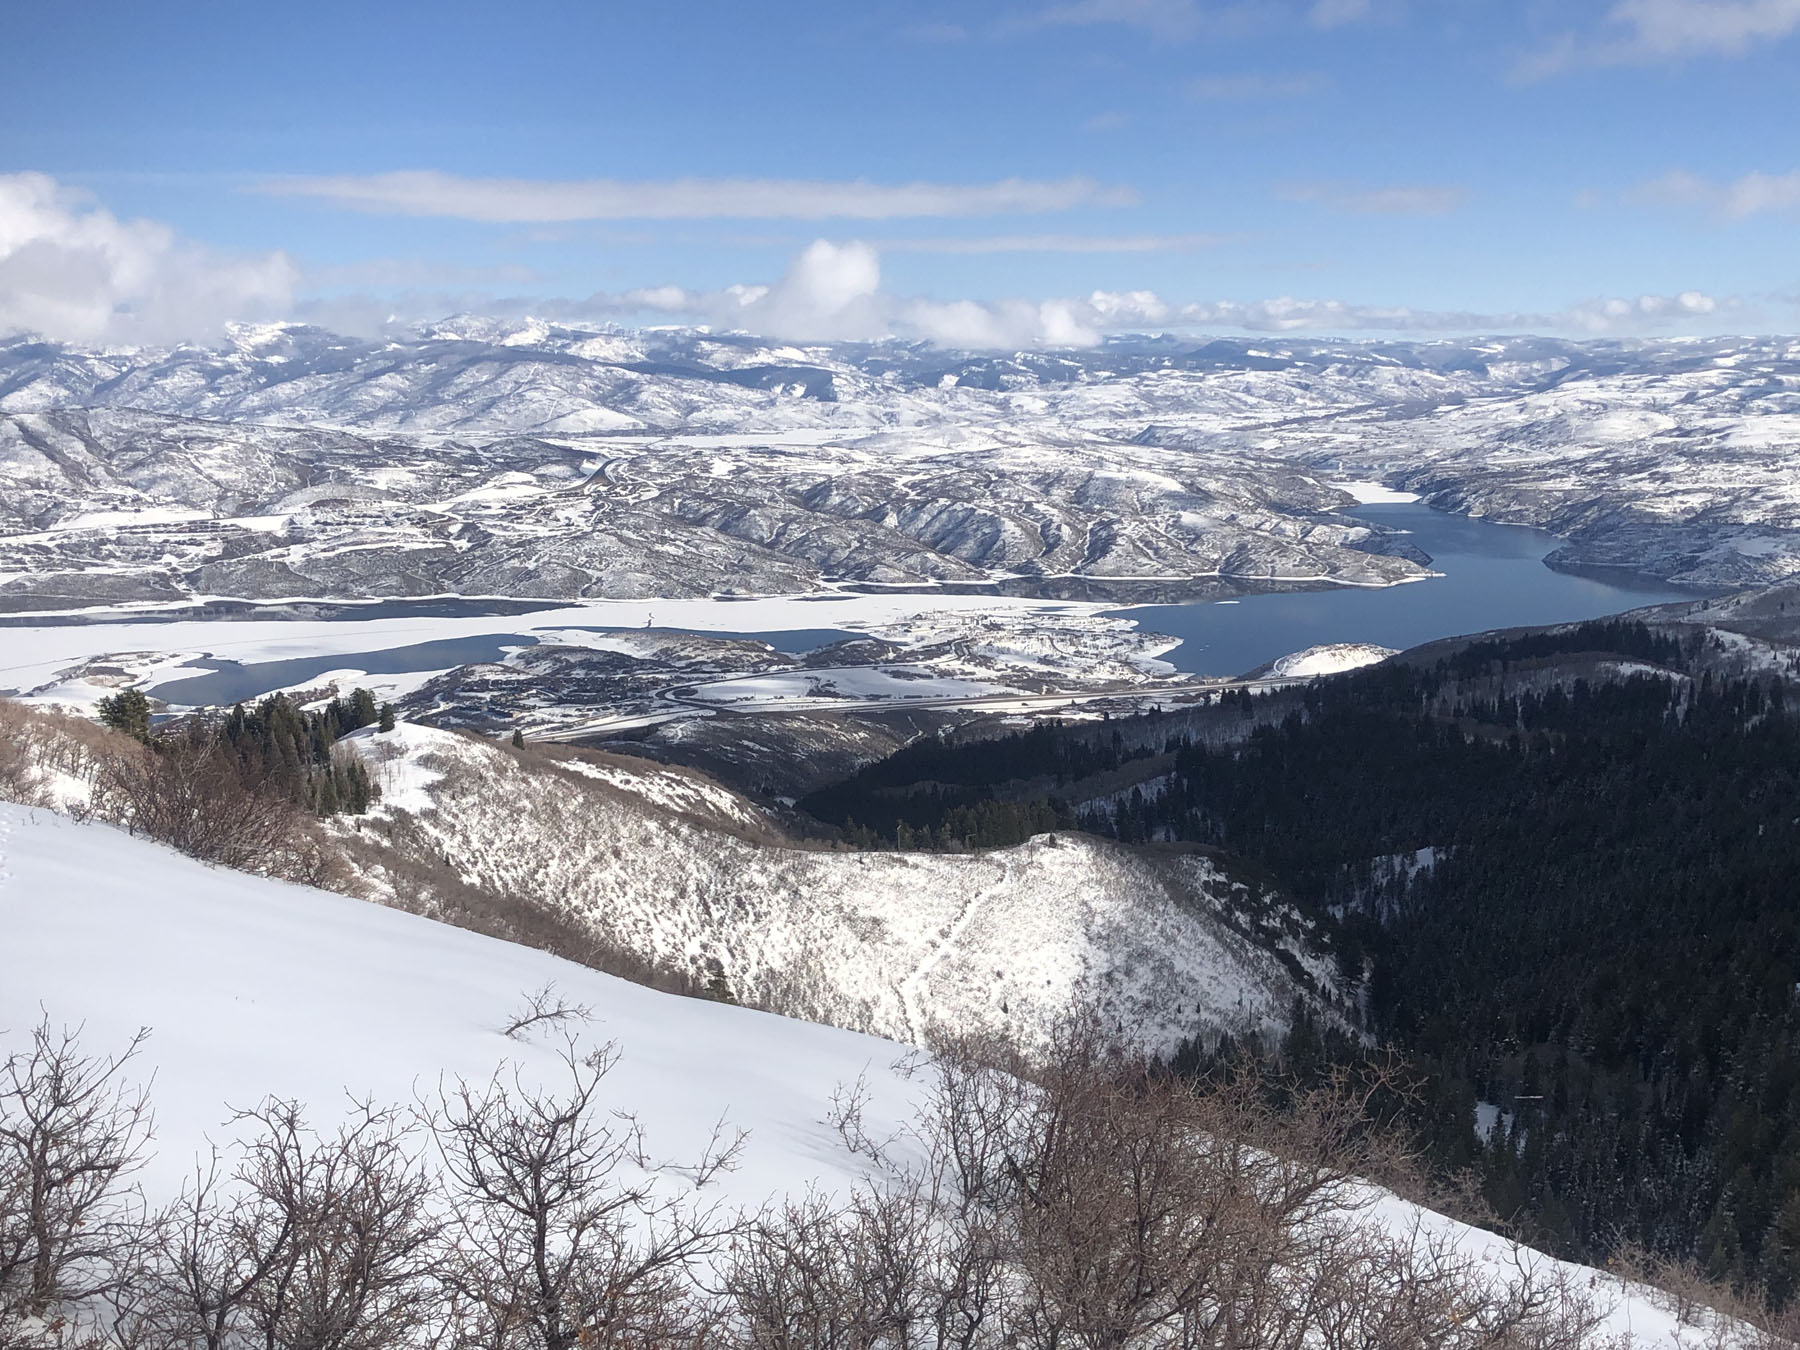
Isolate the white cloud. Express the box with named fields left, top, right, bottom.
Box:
left=1279, top=181, right=1468, bottom=215
left=0, top=185, right=1741, bottom=352
left=1011, top=0, right=1362, bottom=38
left=1188, top=71, right=1329, bottom=99
left=733, top=240, right=888, bottom=341
left=583, top=241, right=889, bottom=343
left=546, top=242, right=1739, bottom=346
left=885, top=232, right=1228, bottom=253
left=256, top=171, right=1135, bottom=222
left=1522, top=0, right=1800, bottom=74
left=1156, top=290, right=1738, bottom=335
left=0, top=172, right=295, bottom=345
left=1631, top=167, right=1800, bottom=218
left=1556, top=290, right=1721, bottom=332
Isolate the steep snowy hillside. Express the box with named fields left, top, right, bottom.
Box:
left=0, top=801, right=912, bottom=1210
left=0, top=803, right=1749, bottom=1348
left=339, top=723, right=1347, bottom=1054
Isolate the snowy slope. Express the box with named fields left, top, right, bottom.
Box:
left=0, top=803, right=1743, bottom=1347
left=0, top=801, right=916, bottom=1211
left=341, top=724, right=1346, bottom=1055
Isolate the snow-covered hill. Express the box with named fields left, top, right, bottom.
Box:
left=338, top=723, right=1346, bottom=1055
left=0, top=802, right=1747, bottom=1347
left=1257, top=642, right=1397, bottom=679
left=0, top=800, right=917, bottom=1211
left=7, top=325, right=1795, bottom=609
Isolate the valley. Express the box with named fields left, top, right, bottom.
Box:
left=4, top=323, right=1799, bottom=1342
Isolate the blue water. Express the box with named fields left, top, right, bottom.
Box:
left=149, top=635, right=525, bottom=707
left=144, top=506, right=1699, bottom=704
left=1112, top=503, right=1698, bottom=677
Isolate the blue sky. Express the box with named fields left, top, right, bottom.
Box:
left=3, top=0, right=1798, bottom=346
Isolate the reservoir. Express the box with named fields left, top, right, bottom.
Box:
left=136, top=505, right=1701, bottom=704
left=1114, top=502, right=1699, bottom=677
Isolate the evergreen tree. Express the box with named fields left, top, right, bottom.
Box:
left=96, top=688, right=152, bottom=742
left=349, top=687, right=379, bottom=729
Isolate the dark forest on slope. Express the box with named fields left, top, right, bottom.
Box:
left=802, top=622, right=1800, bottom=1304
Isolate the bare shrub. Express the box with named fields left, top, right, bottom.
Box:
left=1607, top=1242, right=1800, bottom=1350
left=108, top=1101, right=443, bottom=1350
left=500, top=984, right=593, bottom=1042
left=335, top=819, right=705, bottom=1000
left=0, top=697, right=148, bottom=817
left=714, top=1012, right=1638, bottom=1350
left=0, top=701, right=42, bottom=804
left=722, top=1184, right=943, bottom=1350
left=0, top=1018, right=152, bottom=1338
left=98, top=736, right=337, bottom=884
left=428, top=1043, right=736, bottom=1350
left=1, top=1010, right=1773, bottom=1350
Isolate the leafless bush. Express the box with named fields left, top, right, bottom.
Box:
left=0, top=702, right=42, bottom=804
left=335, top=819, right=706, bottom=1000
left=97, top=737, right=338, bottom=885
left=105, top=1100, right=443, bottom=1350
left=0, top=698, right=148, bottom=819
left=1607, top=1242, right=1800, bottom=1350
left=2, top=1010, right=1772, bottom=1350
left=500, top=985, right=593, bottom=1042
left=427, top=1043, right=736, bottom=1350
left=712, top=1012, right=1641, bottom=1350
left=0, top=1018, right=152, bottom=1341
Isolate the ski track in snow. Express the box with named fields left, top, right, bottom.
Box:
left=897, top=856, right=1017, bottom=1043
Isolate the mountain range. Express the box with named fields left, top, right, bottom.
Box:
left=3, top=324, right=1795, bottom=611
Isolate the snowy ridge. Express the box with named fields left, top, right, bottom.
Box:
left=342, top=724, right=1346, bottom=1054
left=18, top=326, right=1800, bottom=609
left=0, top=803, right=1744, bottom=1347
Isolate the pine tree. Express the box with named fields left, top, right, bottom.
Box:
left=341, top=687, right=378, bottom=729
left=510, top=727, right=525, bottom=749
left=378, top=703, right=396, bottom=733
left=96, top=688, right=152, bottom=742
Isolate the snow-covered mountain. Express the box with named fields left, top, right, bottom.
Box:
left=5, top=323, right=1794, bottom=610
left=336, top=722, right=1347, bottom=1055
left=0, top=801, right=1745, bottom=1347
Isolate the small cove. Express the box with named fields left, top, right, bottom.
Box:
left=1113, top=503, right=1699, bottom=677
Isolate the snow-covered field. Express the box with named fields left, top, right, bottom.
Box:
left=0, top=801, right=1744, bottom=1347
